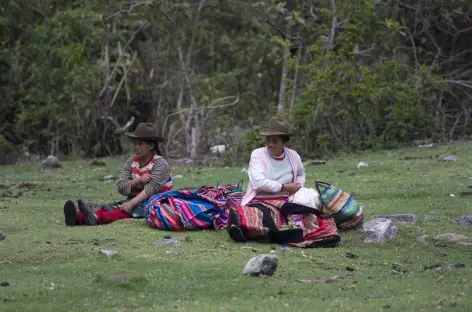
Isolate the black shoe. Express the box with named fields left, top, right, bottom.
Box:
left=63, top=200, right=78, bottom=226
left=77, top=199, right=98, bottom=225
left=228, top=225, right=247, bottom=243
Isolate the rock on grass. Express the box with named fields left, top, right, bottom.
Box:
left=362, top=218, right=398, bottom=243
left=242, top=254, right=278, bottom=277
left=40, top=155, right=61, bottom=169
left=451, top=215, right=472, bottom=227
left=433, top=233, right=468, bottom=242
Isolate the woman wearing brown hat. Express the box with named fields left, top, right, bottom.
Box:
left=226, top=117, right=340, bottom=247
left=62, top=123, right=173, bottom=226
left=227, top=117, right=306, bottom=241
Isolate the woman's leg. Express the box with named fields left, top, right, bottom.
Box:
left=95, top=207, right=131, bottom=224
left=227, top=208, right=247, bottom=242
left=77, top=200, right=130, bottom=225
left=229, top=201, right=305, bottom=244
left=78, top=200, right=98, bottom=225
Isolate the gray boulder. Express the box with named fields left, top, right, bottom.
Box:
left=451, top=215, right=472, bottom=227
left=362, top=218, right=398, bottom=243
left=40, top=155, right=61, bottom=169
left=242, top=254, right=279, bottom=277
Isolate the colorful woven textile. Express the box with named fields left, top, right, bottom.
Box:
left=144, top=184, right=243, bottom=231
left=227, top=199, right=340, bottom=248
left=315, top=181, right=365, bottom=230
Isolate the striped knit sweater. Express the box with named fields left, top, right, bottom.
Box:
left=116, top=155, right=172, bottom=198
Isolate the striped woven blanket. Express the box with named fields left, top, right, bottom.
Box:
left=144, top=183, right=243, bottom=231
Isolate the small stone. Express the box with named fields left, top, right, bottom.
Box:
left=163, top=235, right=171, bottom=239
left=0, top=232, right=5, bottom=241
left=433, top=233, right=468, bottom=242
left=242, top=254, right=279, bottom=277
left=40, top=155, right=61, bottom=169
left=451, top=215, right=472, bottom=227
left=184, top=236, right=192, bottom=242
left=416, top=235, right=428, bottom=243
left=441, top=155, right=457, bottom=162
left=424, top=264, right=465, bottom=271
left=362, top=218, right=398, bottom=243
left=392, top=263, right=408, bottom=273
left=99, top=249, right=118, bottom=258
left=0, top=282, right=10, bottom=287
left=165, top=250, right=179, bottom=255
left=456, top=242, right=472, bottom=247
left=373, top=214, right=419, bottom=224
left=103, top=175, right=116, bottom=181
left=435, top=251, right=447, bottom=257
left=155, top=238, right=181, bottom=246
left=174, top=175, right=183, bottom=179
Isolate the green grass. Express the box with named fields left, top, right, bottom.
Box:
left=1, top=143, right=472, bottom=312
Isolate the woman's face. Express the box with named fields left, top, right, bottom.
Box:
left=266, top=135, right=286, bottom=157
left=135, top=140, right=154, bottom=157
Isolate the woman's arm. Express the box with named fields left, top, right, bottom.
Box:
left=247, top=150, right=283, bottom=193
left=127, top=189, right=150, bottom=208
left=124, top=157, right=171, bottom=210
left=116, top=157, right=142, bottom=196
left=143, top=157, right=171, bottom=197
left=294, top=153, right=306, bottom=187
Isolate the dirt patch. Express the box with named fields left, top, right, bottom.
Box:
left=17, top=183, right=42, bottom=189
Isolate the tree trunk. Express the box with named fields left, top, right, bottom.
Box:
left=289, top=42, right=303, bottom=109
left=277, top=44, right=291, bottom=113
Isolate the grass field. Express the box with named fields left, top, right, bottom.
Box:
left=1, top=143, right=472, bottom=312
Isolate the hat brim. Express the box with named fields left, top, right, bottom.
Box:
left=125, top=132, right=165, bottom=143
left=260, top=131, right=293, bottom=136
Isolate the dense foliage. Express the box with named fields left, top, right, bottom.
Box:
left=1, top=0, right=471, bottom=164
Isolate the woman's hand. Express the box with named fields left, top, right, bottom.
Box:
left=283, top=183, right=302, bottom=195
left=120, top=201, right=135, bottom=213
left=131, top=174, right=151, bottom=186
left=139, top=174, right=152, bottom=183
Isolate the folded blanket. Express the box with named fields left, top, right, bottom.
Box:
left=144, top=184, right=243, bottom=231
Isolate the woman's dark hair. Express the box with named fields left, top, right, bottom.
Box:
left=144, top=140, right=162, bottom=156
left=280, top=135, right=290, bottom=143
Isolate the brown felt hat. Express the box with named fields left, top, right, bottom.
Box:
left=125, top=123, right=164, bottom=142
left=260, top=117, right=293, bottom=136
